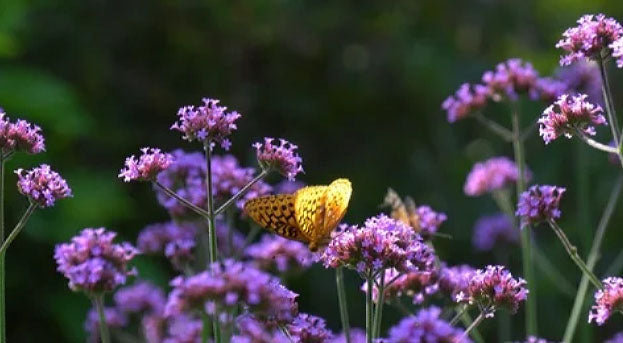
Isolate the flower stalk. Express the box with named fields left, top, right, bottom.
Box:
left=460, top=311, right=486, bottom=341
left=93, top=295, right=111, bottom=343
left=598, top=57, right=623, bottom=167
left=372, top=271, right=386, bottom=338
left=0, top=157, right=5, bottom=343
left=575, top=130, right=619, bottom=154
left=152, top=181, right=211, bottom=219
left=335, top=267, right=351, bottom=343
left=365, top=275, right=373, bottom=343
left=0, top=203, right=37, bottom=255
left=215, top=169, right=269, bottom=216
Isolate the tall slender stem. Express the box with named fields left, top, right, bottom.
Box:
left=365, top=275, right=373, bottom=343
left=598, top=57, right=620, bottom=145
left=335, top=267, right=351, bottom=343
left=372, top=271, right=385, bottom=338
left=461, top=311, right=486, bottom=341
left=473, top=112, right=514, bottom=141
left=201, top=312, right=211, bottom=343
left=215, top=170, right=269, bottom=216
left=547, top=220, right=602, bottom=289
left=512, top=106, right=537, bottom=334
left=0, top=157, right=5, bottom=343
left=93, top=295, right=111, bottom=343
left=459, top=311, right=485, bottom=343
left=563, top=177, right=622, bottom=343
left=0, top=203, right=37, bottom=255
left=449, top=305, right=468, bottom=326
left=152, top=181, right=211, bottom=219
left=575, top=131, right=619, bottom=154
left=203, top=142, right=221, bottom=343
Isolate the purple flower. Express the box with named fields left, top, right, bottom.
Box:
left=456, top=265, right=528, bottom=317
left=606, top=332, right=623, bottom=343
left=164, top=259, right=298, bottom=325
left=274, top=180, right=306, bottom=194
left=611, top=37, right=623, bottom=68
left=329, top=329, right=366, bottom=343
left=589, top=277, right=623, bottom=325
left=119, top=147, right=173, bottom=182
left=463, top=157, right=527, bottom=196
left=415, top=205, right=447, bottom=237
left=482, top=58, right=539, bottom=101
left=321, top=214, right=436, bottom=276
left=516, top=337, right=558, bottom=343
left=538, top=94, right=606, bottom=144
left=171, top=98, right=242, bottom=149
left=383, top=306, right=471, bottom=343
left=362, top=268, right=438, bottom=305
left=516, top=185, right=566, bottom=226
left=163, top=314, right=202, bottom=343
left=114, top=281, right=166, bottom=316
left=253, top=138, right=303, bottom=180
left=0, top=112, right=45, bottom=155
left=54, top=228, right=138, bottom=294
left=287, top=313, right=334, bottom=343
left=245, top=235, right=314, bottom=273
left=137, top=221, right=197, bottom=269
left=531, top=77, right=568, bottom=103
left=211, top=154, right=272, bottom=209
left=231, top=315, right=289, bottom=343
left=556, top=14, right=623, bottom=66
left=441, top=83, right=489, bottom=123
left=556, top=60, right=602, bottom=105
left=437, top=264, right=475, bottom=300
left=85, top=307, right=127, bottom=343
left=472, top=214, right=518, bottom=251
left=16, top=164, right=71, bottom=208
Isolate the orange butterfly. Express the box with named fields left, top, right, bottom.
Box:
left=244, top=178, right=352, bottom=251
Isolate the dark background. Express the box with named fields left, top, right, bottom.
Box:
left=1, top=0, right=623, bottom=341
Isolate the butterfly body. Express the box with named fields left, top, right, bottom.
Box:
left=244, top=178, right=352, bottom=251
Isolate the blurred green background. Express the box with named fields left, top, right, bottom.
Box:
left=2, top=0, right=623, bottom=341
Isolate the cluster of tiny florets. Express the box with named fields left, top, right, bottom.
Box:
left=441, top=83, right=489, bottom=123
left=589, top=277, right=623, bottom=325
left=556, top=14, right=623, bottom=66
left=211, top=154, right=272, bottom=208
left=472, top=213, right=518, bottom=251
left=16, top=164, right=72, bottom=208
left=539, top=94, right=606, bottom=144
left=119, top=148, right=174, bottom=182
left=84, top=307, right=127, bottom=343
left=137, top=221, right=196, bottom=269
left=0, top=111, right=45, bottom=155
left=362, top=267, right=438, bottom=305
left=245, top=235, right=314, bottom=273
left=437, top=264, right=476, bottom=300
left=516, top=185, right=566, bottom=226
left=383, top=306, right=471, bottom=343
left=171, top=98, right=241, bottom=149
left=464, top=157, right=527, bottom=196
left=253, top=137, right=303, bottom=180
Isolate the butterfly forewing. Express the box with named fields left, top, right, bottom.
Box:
left=293, top=185, right=328, bottom=242
left=322, top=179, right=352, bottom=236
left=243, top=194, right=308, bottom=243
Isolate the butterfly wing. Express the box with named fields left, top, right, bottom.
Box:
left=243, top=194, right=308, bottom=243
left=384, top=188, right=410, bottom=226
left=294, top=185, right=328, bottom=244
left=322, top=178, right=352, bottom=235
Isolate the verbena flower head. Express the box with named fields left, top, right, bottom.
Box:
left=245, top=235, right=314, bottom=273
left=441, top=83, right=489, bottom=123
left=329, top=328, right=366, bottom=343
left=0, top=112, right=45, bottom=155
left=556, top=60, right=602, bottom=105
left=538, top=94, right=606, bottom=144
left=321, top=214, right=436, bottom=277
left=212, top=154, right=272, bottom=209
left=164, top=259, right=298, bottom=325
left=589, top=277, right=623, bottom=325
left=163, top=314, right=202, bottom=343
left=362, top=268, right=438, bottom=305
left=472, top=213, right=518, bottom=251
left=114, top=281, right=166, bottom=316
left=611, top=37, right=623, bottom=68
left=253, top=138, right=303, bottom=180
left=231, top=315, right=289, bottom=343
left=85, top=307, right=127, bottom=343
left=516, top=185, right=566, bottom=226
left=606, top=332, right=623, bottom=343
left=482, top=58, right=539, bottom=101
left=415, top=205, right=447, bottom=237
left=456, top=265, right=528, bottom=317
left=463, top=157, right=526, bottom=196
left=384, top=306, right=471, bottom=343
left=438, top=264, right=476, bottom=299
left=16, top=164, right=72, bottom=208
left=531, top=77, right=568, bottom=103
left=119, top=147, right=173, bottom=182
left=54, top=228, right=138, bottom=294
left=137, top=221, right=197, bottom=269
left=556, top=14, right=623, bottom=66
left=154, top=149, right=206, bottom=217
left=171, top=97, right=241, bottom=149
left=287, top=313, right=334, bottom=343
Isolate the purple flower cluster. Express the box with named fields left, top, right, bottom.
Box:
left=231, top=315, right=289, bottom=343
left=556, top=61, right=602, bottom=105
left=383, top=306, right=471, bottom=343
left=253, top=138, right=303, bottom=180
left=163, top=315, right=202, bottom=343
left=415, top=205, right=447, bottom=237
left=321, top=214, right=436, bottom=276
left=611, top=37, right=623, bottom=68
left=287, top=313, right=334, bottom=343
left=518, top=337, right=557, bottom=343
left=456, top=265, right=528, bottom=317
left=137, top=221, right=196, bottom=269
left=113, top=281, right=166, bottom=316
left=119, top=148, right=174, bottom=182
left=482, top=58, right=539, bottom=101
left=171, top=98, right=241, bottom=149
left=437, top=264, right=475, bottom=300
left=556, top=14, right=623, bottom=66
left=472, top=214, right=518, bottom=251
left=532, top=77, right=568, bottom=103
left=211, top=154, right=272, bottom=209
left=441, top=83, right=489, bottom=123
left=606, top=332, right=623, bottom=343
left=164, top=260, right=298, bottom=325
left=589, top=277, right=623, bottom=325
left=154, top=150, right=206, bottom=217
left=363, top=268, right=438, bottom=305
left=538, top=94, right=606, bottom=144
left=516, top=185, right=566, bottom=226
left=463, top=157, right=526, bottom=196
left=16, top=164, right=72, bottom=208
left=85, top=307, right=127, bottom=343
left=54, top=228, right=139, bottom=294
left=329, top=329, right=366, bottom=343
left=245, top=235, right=314, bottom=273
left=0, top=111, right=45, bottom=155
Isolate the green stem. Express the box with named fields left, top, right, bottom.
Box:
left=563, top=177, right=622, bottom=343
left=459, top=311, right=485, bottom=343
left=473, top=112, right=513, bottom=141
left=152, top=181, right=211, bottom=219
left=547, top=220, right=602, bottom=289
left=335, top=267, right=351, bottom=343
left=532, top=244, right=575, bottom=297
left=449, top=305, right=468, bottom=326
left=372, top=271, right=385, bottom=338
left=201, top=312, right=211, bottom=343
left=215, top=169, right=269, bottom=216
left=575, top=130, right=619, bottom=154
left=0, top=203, right=37, bottom=255
left=460, top=311, right=486, bottom=342
left=365, top=275, right=373, bottom=343
left=280, top=325, right=295, bottom=343
left=512, top=106, right=537, bottom=335
left=598, top=57, right=621, bottom=145
left=491, top=189, right=514, bottom=220
left=203, top=142, right=221, bottom=343
left=0, top=157, right=5, bottom=343
left=93, top=295, right=111, bottom=343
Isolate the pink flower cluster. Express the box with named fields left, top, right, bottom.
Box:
left=0, top=111, right=45, bottom=155
left=253, top=137, right=303, bottom=180
left=245, top=235, right=314, bottom=273
left=464, top=157, right=527, bottom=196
left=556, top=14, right=623, bottom=66
left=589, top=277, right=623, bottom=325
left=119, top=147, right=174, bottom=182
left=538, top=94, right=607, bottom=144
left=362, top=267, right=438, bottom=305
left=16, top=164, right=72, bottom=208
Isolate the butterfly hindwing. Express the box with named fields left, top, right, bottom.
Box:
left=322, top=178, right=352, bottom=236
left=243, top=194, right=308, bottom=242
left=294, top=185, right=328, bottom=242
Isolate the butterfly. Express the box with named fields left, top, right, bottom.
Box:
left=382, top=188, right=421, bottom=232
left=244, top=178, right=352, bottom=251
